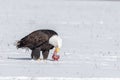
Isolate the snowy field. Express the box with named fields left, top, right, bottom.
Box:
left=0, top=0, right=120, bottom=79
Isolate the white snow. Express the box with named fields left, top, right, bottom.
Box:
left=0, top=0, right=120, bottom=79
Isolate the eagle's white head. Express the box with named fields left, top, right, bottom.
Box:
left=49, top=35, right=62, bottom=53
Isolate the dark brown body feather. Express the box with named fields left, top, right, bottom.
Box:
left=17, top=29, right=58, bottom=60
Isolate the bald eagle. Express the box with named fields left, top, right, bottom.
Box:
left=17, top=29, right=62, bottom=60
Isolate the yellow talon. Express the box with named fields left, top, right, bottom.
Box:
left=37, top=58, right=41, bottom=61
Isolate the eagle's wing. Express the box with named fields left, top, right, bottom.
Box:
left=23, top=31, right=49, bottom=49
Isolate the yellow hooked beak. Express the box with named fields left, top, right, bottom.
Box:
left=54, top=47, right=60, bottom=53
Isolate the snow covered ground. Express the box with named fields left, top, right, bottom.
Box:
left=0, top=0, right=120, bottom=79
